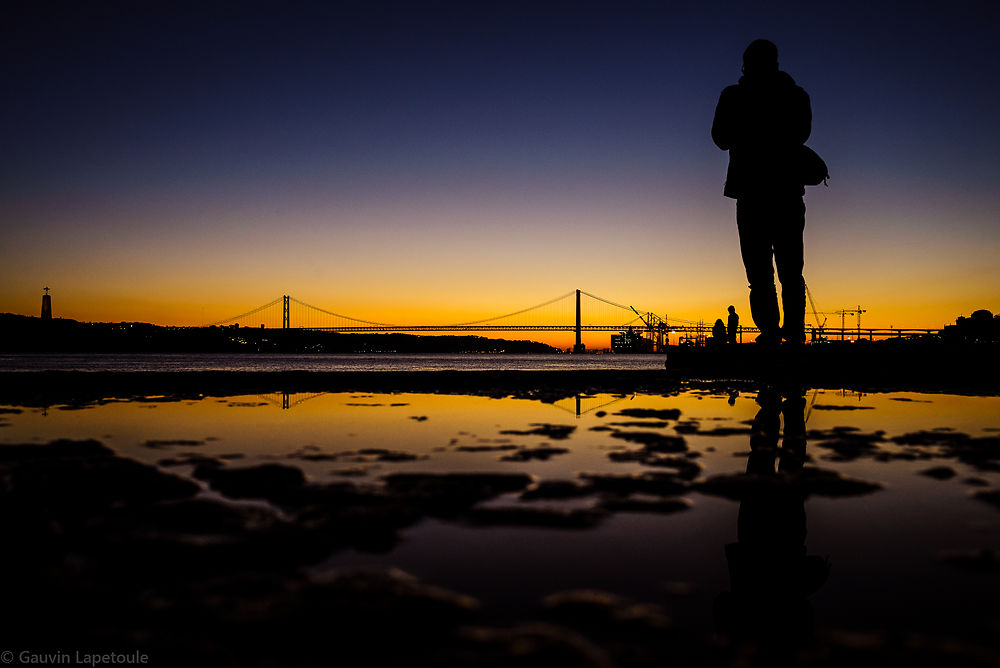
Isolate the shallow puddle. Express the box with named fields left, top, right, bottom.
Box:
left=3, top=384, right=1000, bottom=664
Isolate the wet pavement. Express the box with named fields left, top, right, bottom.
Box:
left=2, top=382, right=1000, bottom=666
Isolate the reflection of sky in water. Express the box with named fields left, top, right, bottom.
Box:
left=2, top=387, right=1000, bottom=636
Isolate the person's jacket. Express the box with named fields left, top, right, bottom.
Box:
left=712, top=71, right=811, bottom=199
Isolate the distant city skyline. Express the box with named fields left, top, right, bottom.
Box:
left=3, top=1, right=998, bottom=348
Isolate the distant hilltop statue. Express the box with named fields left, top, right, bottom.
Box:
left=41, top=287, right=52, bottom=320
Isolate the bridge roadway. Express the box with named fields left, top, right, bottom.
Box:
left=294, top=325, right=939, bottom=338
left=215, top=294, right=941, bottom=341
left=304, top=325, right=661, bottom=332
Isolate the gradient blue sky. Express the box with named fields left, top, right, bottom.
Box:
left=2, top=0, right=998, bottom=341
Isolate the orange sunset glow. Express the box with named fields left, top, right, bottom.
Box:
left=2, top=2, right=997, bottom=348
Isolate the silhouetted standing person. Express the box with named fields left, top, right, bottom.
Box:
left=711, top=318, right=727, bottom=345
left=727, top=305, right=739, bottom=343
left=713, top=40, right=811, bottom=346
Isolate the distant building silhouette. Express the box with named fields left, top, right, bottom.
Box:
left=41, top=287, right=52, bottom=320
left=942, top=309, right=1000, bottom=342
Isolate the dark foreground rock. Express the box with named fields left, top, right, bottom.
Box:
left=579, top=471, right=688, bottom=497
left=193, top=462, right=307, bottom=502
left=695, top=467, right=883, bottom=500
left=499, top=423, right=577, bottom=440
left=614, top=408, right=682, bottom=421
left=939, top=548, right=1000, bottom=572
left=3, top=438, right=999, bottom=668
left=500, top=446, right=571, bottom=461
left=0, top=439, right=199, bottom=526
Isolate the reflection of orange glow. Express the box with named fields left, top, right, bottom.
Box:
left=3, top=390, right=998, bottom=483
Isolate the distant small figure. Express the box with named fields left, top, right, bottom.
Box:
left=711, top=318, right=727, bottom=345
left=727, top=305, right=739, bottom=344
left=713, top=39, right=812, bottom=346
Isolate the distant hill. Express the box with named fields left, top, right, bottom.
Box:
left=0, top=313, right=558, bottom=354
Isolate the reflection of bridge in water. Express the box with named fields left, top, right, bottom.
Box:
left=255, top=391, right=625, bottom=416
left=256, top=392, right=328, bottom=410
left=553, top=394, right=634, bottom=417
left=210, top=289, right=938, bottom=348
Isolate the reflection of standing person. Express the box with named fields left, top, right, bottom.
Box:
left=714, top=386, right=828, bottom=662
left=713, top=39, right=811, bottom=346
left=727, top=305, right=739, bottom=344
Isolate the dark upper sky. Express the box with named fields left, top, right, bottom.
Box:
left=2, top=0, right=998, bottom=328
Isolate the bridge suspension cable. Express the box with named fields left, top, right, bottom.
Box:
left=581, top=291, right=703, bottom=327
left=579, top=290, right=633, bottom=312
left=580, top=291, right=679, bottom=322
left=206, top=289, right=704, bottom=333
left=445, top=291, right=576, bottom=327
left=207, top=297, right=283, bottom=327
left=288, top=297, right=399, bottom=327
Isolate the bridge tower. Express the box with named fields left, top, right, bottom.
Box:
left=282, top=296, right=290, bottom=329
left=574, top=289, right=585, bottom=353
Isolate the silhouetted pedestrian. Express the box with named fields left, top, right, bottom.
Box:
left=727, top=305, right=739, bottom=344
left=711, top=318, right=727, bottom=345
left=713, top=39, right=810, bottom=346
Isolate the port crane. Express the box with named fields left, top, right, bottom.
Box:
left=835, top=306, right=867, bottom=340
left=804, top=282, right=843, bottom=341
left=805, top=283, right=827, bottom=340
left=804, top=283, right=867, bottom=341
left=629, top=306, right=668, bottom=351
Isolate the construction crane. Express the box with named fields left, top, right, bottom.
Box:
left=834, top=305, right=867, bottom=340
left=804, top=282, right=827, bottom=341
left=630, top=306, right=668, bottom=351
left=804, top=282, right=844, bottom=342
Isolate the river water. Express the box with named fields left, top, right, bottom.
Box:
left=0, top=352, right=665, bottom=372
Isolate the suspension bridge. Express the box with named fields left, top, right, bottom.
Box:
left=208, top=289, right=938, bottom=349
left=209, top=290, right=704, bottom=351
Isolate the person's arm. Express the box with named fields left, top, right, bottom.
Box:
left=712, top=87, right=737, bottom=150
left=794, top=88, right=812, bottom=145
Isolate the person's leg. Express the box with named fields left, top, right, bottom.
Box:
left=774, top=198, right=806, bottom=344
left=779, top=388, right=806, bottom=473
left=737, top=199, right=780, bottom=341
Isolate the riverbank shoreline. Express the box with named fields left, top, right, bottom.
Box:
left=1, top=362, right=997, bottom=408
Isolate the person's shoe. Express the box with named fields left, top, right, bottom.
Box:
left=781, top=326, right=805, bottom=346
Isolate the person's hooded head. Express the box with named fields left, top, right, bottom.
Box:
left=742, top=39, right=779, bottom=78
